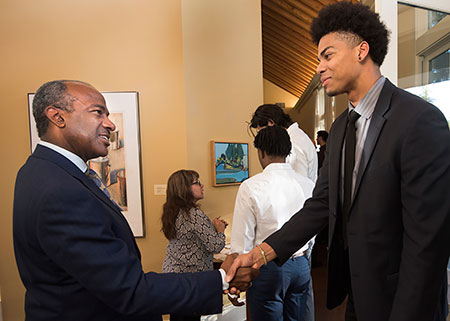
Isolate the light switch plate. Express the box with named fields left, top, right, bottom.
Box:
left=154, top=184, right=167, bottom=196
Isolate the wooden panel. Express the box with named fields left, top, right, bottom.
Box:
left=262, top=0, right=359, bottom=98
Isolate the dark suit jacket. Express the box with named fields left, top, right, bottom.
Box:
left=266, top=79, right=450, bottom=321
left=13, top=145, right=222, bottom=321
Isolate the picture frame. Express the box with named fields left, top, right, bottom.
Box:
left=210, top=141, right=249, bottom=186
left=27, top=91, right=145, bottom=237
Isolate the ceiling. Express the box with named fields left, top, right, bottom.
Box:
left=261, top=0, right=358, bottom=99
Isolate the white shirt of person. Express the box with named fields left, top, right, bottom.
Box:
left=286, top=122, right=318, bottom=183
left=230, top=162, right=315, bottom=256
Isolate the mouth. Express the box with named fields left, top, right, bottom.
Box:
left=99, top=133, right=110, bottom=145
left=321, top=77, right=330, bottom=87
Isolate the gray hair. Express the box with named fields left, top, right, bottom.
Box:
left=32, top=80, right=87, bottom=137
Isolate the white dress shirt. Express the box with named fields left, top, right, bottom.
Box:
left=230, top=163, right=315, bottom=256
left=39, top=141, right=87, bottom=173
left=286, top=122, right=318, bottom=183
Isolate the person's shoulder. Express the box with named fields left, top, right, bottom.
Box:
left=389, top=85, right=446, bottom=121
left=238, top=172, right=266, bottom=193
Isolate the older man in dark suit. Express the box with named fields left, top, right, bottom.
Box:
left=226, top=3, right=450, bottom=321
left=13, top=80, right=255, bottom=321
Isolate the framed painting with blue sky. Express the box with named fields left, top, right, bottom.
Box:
left=211, top=141, right=249, bottom=186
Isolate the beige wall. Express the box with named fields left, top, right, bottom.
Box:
left=263, top=79, right=299, bottom=108
left=182, top=0, right=263, bottom=236
left=0, top=1, right=262, bottom=320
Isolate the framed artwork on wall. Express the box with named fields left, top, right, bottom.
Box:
left=27, top=91, right=145, bottom=237
left=210, top=141, right=249, bottom=186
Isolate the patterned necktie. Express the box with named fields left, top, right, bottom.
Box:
left=343, top=110, right=360, bottom=248
left=85, top=168, right=112, bottom=200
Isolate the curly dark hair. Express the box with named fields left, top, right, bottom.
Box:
left=250, top=104, right=293, bottom=129
left=254, top=125, right=291, bottom=158
left=310, top=1, right=390, bottom=66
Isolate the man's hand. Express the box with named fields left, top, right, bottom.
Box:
left=220, top=253, right=259, bottom=295
left=227, top=293, right=245, bottom=307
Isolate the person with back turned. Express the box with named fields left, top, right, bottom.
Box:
left=225, top=2, right=450, bottom=321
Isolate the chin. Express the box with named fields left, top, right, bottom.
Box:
left=97, top=148, right=109, bottom=157
left=325, top=88, right=340, bottom=97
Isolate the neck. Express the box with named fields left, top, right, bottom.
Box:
left=262, top=156, right=286, bottom=169
left=348, top=65, right=382, bottom=107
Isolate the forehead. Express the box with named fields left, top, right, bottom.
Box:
left=318, top=32, right=355, bottom=54
left=66, top=82, right=106, bottom=106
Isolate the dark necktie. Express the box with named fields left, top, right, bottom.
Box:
left=85, top=168, right=112, bottom=200
left=343, top=110, right=360, bottom=248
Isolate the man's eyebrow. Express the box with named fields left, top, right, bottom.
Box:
left=318, top=46, right=333, bottom=60
left=91, top=104, right=109, bottom=115
left=92, top=104, right=106, bottom=110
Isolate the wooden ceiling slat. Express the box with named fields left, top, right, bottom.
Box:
left=262, top=12, right=317, bottom=54
left=262, top=1, right=311, bottom=35
left=283, top=0, right=318, bottom=20
left=262, top=0, right=341, bottom=98
left=264, top=55, right=313, bottom=88
left=264, top=69, right=308, bottom=97
left=263, top=43, right=317, bottom=76
left=263, top=59, right=310, bottom=90
left=263, top=58, right=314, bottom=87
left=263, top=16, right=317, bottom=53
left=267, top=0, right=315, bottom=26
left=262, top=28, right=318, bottom=66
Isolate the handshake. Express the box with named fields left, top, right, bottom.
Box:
left=219, top=243, right=275, bottom=304
left=220, top=253, right=258, bottom=293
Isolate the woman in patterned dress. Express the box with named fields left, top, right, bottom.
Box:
left=161, top=169, right=227, bottom=321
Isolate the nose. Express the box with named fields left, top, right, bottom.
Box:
left=316, top=60, right=325, bottom=75
left=104, top=116, right=116, bottom=132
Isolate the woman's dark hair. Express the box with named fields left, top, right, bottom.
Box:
left=161, top=170, right=199, bottom=240
left=310, top=1, right=390, bottom=66
left=250, top=104, right=293, bottom=129
left=254, top=125, right=291, bottom=158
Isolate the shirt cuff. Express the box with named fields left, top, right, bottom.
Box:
left=219, top=268, right=229, bottom=291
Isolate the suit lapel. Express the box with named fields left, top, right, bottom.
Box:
left=353, top=79, right=395, bottom=201
left=32, top=145, right=138, bottom=244
left=329, top=112, right=348, bottom=215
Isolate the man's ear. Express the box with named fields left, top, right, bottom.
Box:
left=45, top=106, right=66, bottom=128
left=357, top=41, right=370, bottom=62
left=267, top=119, right=275, bottom=127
